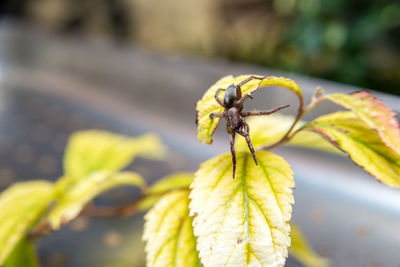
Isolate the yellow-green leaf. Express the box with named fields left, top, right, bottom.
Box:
left=143, top=190, right=201, bottom=267
left=258, top=76, right=303, bottom=107
left=196, top=75, right=303, bottom=144
left=196, top=75, right=260, bottom=144
left=0, top=181, right=54, bottom=264
left=305, top=111, right=400, bottom=188
left=48, top=171, right=145, bottom=229
left=290, top=130, right=342, bottom=154
left=190, top=151, right=294, bottom=267
left=4, top=239, right=39, bottom=267
left=137, top=173, right=194, bottom=212
left=235, top=114, right=340, bottom=154
left=289, top=224, right=330, bottom=267
left=148, top=172, right=194, bottom=194
left=321, top=91, right=400, bottom=155
left=64, top=130, right=167, bottom=181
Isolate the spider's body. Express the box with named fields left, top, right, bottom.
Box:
left=209, top=76, right=289, bottom=178
left=223, top=84, right=238, bottom=108
left=226, top=106, right=242, bottom=133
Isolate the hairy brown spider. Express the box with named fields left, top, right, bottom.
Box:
left=209, top=76, right=289, bottom=178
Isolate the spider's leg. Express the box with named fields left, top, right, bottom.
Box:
left=236, top=75, right=264, bottom=100
left=237, top=93, right=253, bottom=105
left=230, top=132, right=237, bottom=178
left=237, top=75, right=264, bottom=87
left=237, top=122, right=258, bottom=165
left=215, top=88, right=225, bottom=107
left=209, top=112, right=226, bottom=119
left=241, top=105, right=290, bottom=117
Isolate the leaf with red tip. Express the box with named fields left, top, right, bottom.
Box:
left=304, top=112, right=400, bottom=188
left=321, top=91, right=400, bottom=155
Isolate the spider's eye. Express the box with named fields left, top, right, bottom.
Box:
left=223, top=85, right=237, bottom=107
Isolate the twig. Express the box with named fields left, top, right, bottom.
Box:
left=27, top=189, right=185, bottom=241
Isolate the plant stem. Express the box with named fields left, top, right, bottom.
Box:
left=261, top=100, right=304, bottom=150
left=260, top=93, right=324, bottom=149
left=27, top=189, right=185, bottom=241
left=80, top=196, right=143, bottom=217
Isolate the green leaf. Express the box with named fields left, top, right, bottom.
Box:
left=4, top=239, right=40, bottom=267
left=289, top=224, right=330, bottom=267
left=258, top=76, right=303, bottom=106
left=143, top=190, right=201, bottom=267
left=196, top=75, right=260, bottom=144
left=64, top=130, right=167, bottom=181
left=196, top=75, right=303, bottom=144
left=235, top=114, right=341, bottom=154
left=147, top=173, right=193, bottom=194
left=304, top=111, right=400, bottom=188
left=190, top=151, right=294, bottom=266
left=235, top=114, right=292, bottom=150
left=48, top=171, right=145, bottom=229
left=289, top=130, right=342, bottom=154
left=0, top=181, right=54, bottom=264
left=321, top=91, right=400, bottom=155
left=137, top=172, right=194, bottom=212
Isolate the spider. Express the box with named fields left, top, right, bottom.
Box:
left=209, top=76, right=289, bottom=178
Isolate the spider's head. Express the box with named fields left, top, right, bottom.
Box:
left=223, top=84, right=238, bottom=108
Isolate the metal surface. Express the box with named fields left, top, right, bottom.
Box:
left=0, top=22, right=400, bottom=267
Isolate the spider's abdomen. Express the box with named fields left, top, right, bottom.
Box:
left=227, top=107, right=242, bottom=131
left=223, top=84, right=237, bottom=108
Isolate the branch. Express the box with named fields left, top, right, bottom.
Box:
left=80, top=196, right=143, bottom=217
left=27, top=189, right=183, bottom=241
left=261, top=88, right=325, bottom=149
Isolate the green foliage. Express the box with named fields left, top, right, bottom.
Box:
left=318, top=91, right=400, bottom=154
left=48, top=171, right=146, bottom=229
left=196, top=75, right=303, bottom=144
left=235, top=114, right=341, bottom=154
left=189, top=151, right=294, bottom=266
left=216, top=1, right=400, bottom=95
left=289, top=224, right=330, bottom=267
left=4, top=239, right=39, bottom=267
left=303, top=111, right=400, bottom=188
left=137, top=173, right=194, bottom=212
left=0, top=130, right=167, bottom=265
left=143, top=190, right=201, bottom=267
left=189, top=75, right=400, bottom=266
left=63, top=130, right=166, bottom=183
left=196, top=75, right=261, bottom=144
left=1, top=75, right=399, bottom=267
left=143, top=184, right=327, bottom=267
left=0, top=181, right=54, bottom=264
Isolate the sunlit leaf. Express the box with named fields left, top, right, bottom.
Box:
left=4, top=239, right=39, bottom=267
left=196, top=75, right=260, bottom=144
left=148, top=173, right=193, bottom=194
left=137, top=172, right=194, bottom=212
left=304, top=111, right=400, bottom=188
left=196, top=75, right=303, bottom=144
left=258, top=76, right=303, bottom=106
left=289, top=131, right=342, bottom=154
left=321, top=91, right=400, bottom=154
left=190, top=151, right=294, bottom=267
left=64, top=130, right=167, bottom=181
left=235, top=114, right=292, bottom=150
left=143, top=190, right=201, bottom=267
left=289, top=224, right=330, bottom=267
left=236, top=114, right=341, bottom=154
left=0, top=181, right=54, bottom=264
left=48, top=171, right=145, bottom=229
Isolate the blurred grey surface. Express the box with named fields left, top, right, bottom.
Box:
left=0, top=22, right=400, bottom=267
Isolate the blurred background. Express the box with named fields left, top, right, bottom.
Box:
left=0, top=1, right=400, bottom=267
left=1, top=0, right=400, bottom=95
